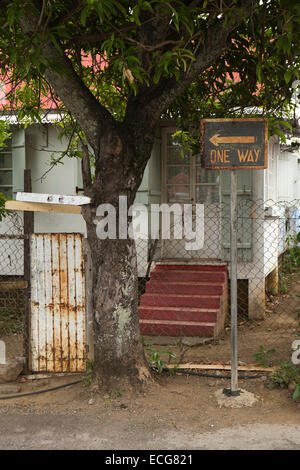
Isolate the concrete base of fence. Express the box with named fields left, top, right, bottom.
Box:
left=0, top=358, right=23, bottom=383
left=142, top=335, right=213, bottom=346
left=266, top=267, right=279, bottom=295
left=248, top=278, right=265, bottom=319
left=215, top=388, right=259, bottom=408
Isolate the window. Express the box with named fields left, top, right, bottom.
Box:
left=0, top=137, right=13, bottom=198
left=163, top=129, right=220, bottom=204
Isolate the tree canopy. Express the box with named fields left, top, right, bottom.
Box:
left=0, top=0, right=299, bottom=145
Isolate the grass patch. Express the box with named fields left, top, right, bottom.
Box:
left=0, top=307, right=23, bottom=335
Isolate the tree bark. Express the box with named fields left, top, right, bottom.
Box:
left=82, top=208, right=153, bottom=391
left=95, top=238, right=151, bottom=390
left=81, top=128, right=154, bottom=391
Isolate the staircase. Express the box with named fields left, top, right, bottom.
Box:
left=139, top=265, right=228, bottom=337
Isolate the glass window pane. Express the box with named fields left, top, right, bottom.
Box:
left=0, top=153, right=12, bottom=168
left=167, top=185, right=190, bottom=203
left=196, top=167, right=220, bottom=184
left=195, top=153, right=202, bottom=164
left=196, top=185, right=219, bottom=203
left=0, top=187, right=12, bottom=198
left=167, top=132, right=183, bottom=146
left=167, top=166, right=190, bottom=185
left=167, top=146, right=190, bottom=164
left=3, top=138, right=12, bottom=151
left=0, top=170, right=12, bottom=185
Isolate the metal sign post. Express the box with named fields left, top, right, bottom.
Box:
left=230, top=169, right=238, bottom=393
left=201, top=118, right=268, bottom=396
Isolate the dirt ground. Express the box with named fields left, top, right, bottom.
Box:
left=0, top=364, right=300, bottom=450
left=0, top=331, right=300, bottom=450
left=0, top=328, right=299, bottom=432
left=0, top=269, right=299, bottom=450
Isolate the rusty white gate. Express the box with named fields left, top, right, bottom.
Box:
left=30, top=233, right=86, bottom=372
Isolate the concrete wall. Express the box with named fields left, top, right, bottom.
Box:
left=134, top=132, right=161, bottom=276
left=26, top=125, right=86, bottom=235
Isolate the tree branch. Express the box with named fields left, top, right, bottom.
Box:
left=128, top=0, right=258, bottom=127
left=81, top=143, right=92, bottom=190
left=18, top=4, right=115, bottom=153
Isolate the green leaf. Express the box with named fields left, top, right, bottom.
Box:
left=80, top=8, right=88, bottom=26
left=273, top=120, right=293, bottom=131
left=153, top=68, right=162, bottom=84
left=293, top=383, right=300, bottom=401
left=284, top=70, right=292, bottom=84
left=272, top=128, right=286, bottom=142
left=132, top=5, right=141, bottom=25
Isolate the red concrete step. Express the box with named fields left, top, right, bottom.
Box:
left=139, top=306, right=218, bottom=323
left=155, top=264, right=227, bottom=271
left=145, top=281, right=224, bottom=295
left=150, top=270, right=226, bottom=283
left=138, top=264, right=228, bottom=337
left=140, top=293, right=220, bottom=309
left=140, top=319, right=215, bottom=337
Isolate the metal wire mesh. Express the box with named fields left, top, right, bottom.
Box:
left=0, top=211, right=25, bottom=335
left=136, top=199, right=300, bottom=368
left=1, top=201, right=300, bottom=370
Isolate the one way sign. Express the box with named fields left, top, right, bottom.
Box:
left=201, top=118, right=268, bottom=170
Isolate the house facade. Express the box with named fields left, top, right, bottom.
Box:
left=1, top=118, right=299, bottom=336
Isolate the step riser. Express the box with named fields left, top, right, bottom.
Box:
left=150, top=271, right=226, bottom=283
left=146, top=282, right=223, bottom=295
left=139, top=265, right=228, bottom=337
left=139, top=309, right=218, bottom=322
left=140, top=323, right=215, bottom=337
left=155, top=265, right=227, bottom=272
left=140, top=295, right=220, bottom=309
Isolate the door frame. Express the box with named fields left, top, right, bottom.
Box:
left=160, top=127, right=222, bottom=262
left=161, top=127, right=221, bottom=205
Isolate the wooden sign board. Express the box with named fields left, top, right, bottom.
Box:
left=5, top=192, right=91, bottom=214
left=201, top=118, right=268, bottom=170
left=5, top=200, right=82, bottom=214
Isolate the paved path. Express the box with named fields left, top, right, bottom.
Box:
left=0, top=413, right=299, bottom=450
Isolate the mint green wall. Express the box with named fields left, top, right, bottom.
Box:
left=221, top=170, right=253, bottom=262
left=134, top=132, right=161, bottom=208
left=134, top=131, right=254, bottom=263
left=12, top=127, right=26, bottom=196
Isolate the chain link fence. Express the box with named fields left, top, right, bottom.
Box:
left=0, top=211, right=25, bottom=336
left=137, top=199, right=300, bottom=369
left=1, top=201, right=300, bottom=372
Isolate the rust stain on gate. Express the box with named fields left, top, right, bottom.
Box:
left=30, top=233, right=86, bottom=372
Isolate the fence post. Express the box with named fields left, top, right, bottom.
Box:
left=84, top=238, right=94, bottom=362
left=230, top=169, right=239, bottom=394
left=23, top=169, right=34, bottom=373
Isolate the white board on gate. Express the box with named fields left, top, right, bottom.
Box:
left=16, top=192, right=91, bottom=206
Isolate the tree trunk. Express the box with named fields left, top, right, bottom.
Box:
left=89, top=233, right=152, bottom=391
left=81, top=129, right=154, bottom=391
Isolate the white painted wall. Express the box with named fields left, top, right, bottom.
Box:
left=264, top=135, right=279, bottom=203
left=278, top=150, right=300, bottom=202
left=26, top=124, right=153, bottom=277
left=26, top=125, right=86, bottom=235
left=234, top=136, right=281, bottom=317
